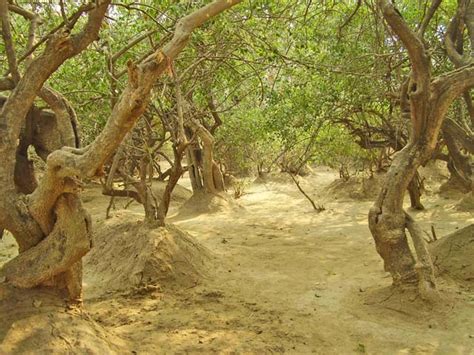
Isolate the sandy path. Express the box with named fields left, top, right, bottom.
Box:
left=1, top=168, right=473, bottom=354
left=162, top=169, right=474, bottom=354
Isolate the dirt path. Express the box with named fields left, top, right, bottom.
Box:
left=1, top=168, right=473, bottom=353
left=82, top=168, right=474, bottom=354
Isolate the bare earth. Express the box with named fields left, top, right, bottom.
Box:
left=1, top=167, right=473, bottom=354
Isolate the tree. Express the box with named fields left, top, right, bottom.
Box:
left=0, top=0, right=242, bottom=301
left=443, top=0, right=474, bottom=192
left=368, top=0, right=474, bottom=300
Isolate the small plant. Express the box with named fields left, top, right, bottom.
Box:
left=233, top=179, right=250, bottom=199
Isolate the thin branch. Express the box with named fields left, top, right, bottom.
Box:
left=0, top=0, right=20, bottom=83
left=15, top=2, right=96, bottom=66
left=8, top=4, right=38, bottom=20
left=59, top=0, right=69, bottom=27
left=111, top=29, right=157, bottom=63
left=418, top=0, right=442, bottom=36
left=338, top=0, right=361, bottom=36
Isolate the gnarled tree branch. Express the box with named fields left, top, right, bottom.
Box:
left=0, top=0, right=110, bottom=192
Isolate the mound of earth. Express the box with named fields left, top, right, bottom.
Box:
left=281, top=163, right=313, bottom=177
left=430, top=224, right=474, bottom=289
left=438, top=177, right=470, bottom=199
left=223, top=174, right=238, bottom=188
left=418, top=160, right=449, bottom=194
left=177, top=191, right=243, bottom=217
left=152, top=181, right=193, bottom=203
left=0, top=286, right=122, bottom=354
left=83, top=211, right=212, bottom=299
left=254, top=171, right=307, bottom=185
left=326, top=173, right=384, bottom=201
left=455, top=191, right=474, bottom=211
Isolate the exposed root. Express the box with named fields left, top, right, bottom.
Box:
left=177, top=191, right=243, bottom=218
left=405, top=213, right=439, bottom=302
left=1, top=194, right=91, bottom=300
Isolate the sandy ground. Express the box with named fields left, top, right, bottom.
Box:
left=1, top=167, right=473, bottom=354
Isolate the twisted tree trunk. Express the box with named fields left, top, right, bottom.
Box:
left=370, top=0, right=474, bottom=300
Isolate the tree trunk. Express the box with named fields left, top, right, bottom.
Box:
left=212, top=161, right=225, bottom=192
left=156, top=146, right=185, bottom=225
left=443, top=123, right=473, bottom=191
left=407, top=171, right=424, bottom=210
left=372, top=0, right=474, bottom=300
left=186, top=144, right=204, bottom=192
left=368, top=143, right=438, bottom=300
left=0, top=194, right=91, bottom=301
left=187, top=120, right=225, bottom=194
left=136, top=156, right=157, bottom=225
left=185, top=126, right=203, bottom=192
left=369, top=144, right=420, bottom=286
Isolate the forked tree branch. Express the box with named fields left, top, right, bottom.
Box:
left=0, top=0, right=243, bottom=291
left=15, top=3, right=96, bottom=66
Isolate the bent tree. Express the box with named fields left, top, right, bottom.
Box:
left=0, top=0, right=241, bottom=301
left=369, top=0, right=474, bottom=299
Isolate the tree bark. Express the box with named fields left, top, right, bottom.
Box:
left=407, top=172, right=424, bottom=210
left=187, top=119, right=225, bottom=194
left=444, top=123, right=473, bottom=191
left=369, top=144, right=420, bottom=286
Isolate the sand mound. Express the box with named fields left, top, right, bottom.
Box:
left=454, top=191, right=474, bottom=211
left=223, top=174, right=238, bottom=187
left=177, top=191, right=243, bottom=217
left=152, top=181, right=193, bottom=203
left=430, top=224, right=474, bottom=289
left=326, top=173, right=384, bottom=201
left=281, top=163, right=313, bottom=177
left=254, top=171, right=307, bottom=185
left=418, top=160, right=449, bottom=194
left=438, top=177, right=470, bottom=199
left=83, top=212, right=212, bottom=298
left=0, top=286, right=122, bottom=354
left=358, top=286, right=441, bottom=320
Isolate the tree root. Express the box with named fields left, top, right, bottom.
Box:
left=405, top=212, right=439, bottom=302
left=1, top=194, right=91, bottom=300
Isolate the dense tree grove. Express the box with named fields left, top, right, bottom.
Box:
left=0, top=0, right=472, bottom=352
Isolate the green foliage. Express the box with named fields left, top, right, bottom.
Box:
left=1, top=1, right=465, bottom=176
